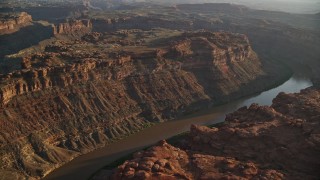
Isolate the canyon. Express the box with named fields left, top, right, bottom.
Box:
left=0, top=2, right=319, bottom=180
left=0, top=29, right=287, bottom=179
left=108, top=87, right=320, bottom=180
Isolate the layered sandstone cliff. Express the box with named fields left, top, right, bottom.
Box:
left=0, top=30, right=286, bottom=179
left=165, top=31, right=267, bottom=101
left=0, top=30, right=270, bottom=107
left=88, top=7, right=320, bottom=85
left=0, top=56, right=131, bottom=106
left=0, top=12, right=32, bottom=35
left=110, top=88, right=320, bottom=180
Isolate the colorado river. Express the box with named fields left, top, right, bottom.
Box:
left=44, top=74, right=312, bottom=180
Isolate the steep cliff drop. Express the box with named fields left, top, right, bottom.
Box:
left=0, top=29, right=288, bottom=179
left=0, top=12, right=32, bottom=35
left=109, top=88, right=320, bottom=180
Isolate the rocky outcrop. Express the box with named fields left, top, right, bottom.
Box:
left=0, top=12, right=32, bottom=35
left=53, top=19, right=92, bottom=35
left=110, top=87, right=320, bottom=180
left=110, top=140, right=284, bottom=180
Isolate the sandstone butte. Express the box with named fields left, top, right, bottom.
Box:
left=108, top=87, right=320, bottom=180
left=0, top=12, right=32, bottom=35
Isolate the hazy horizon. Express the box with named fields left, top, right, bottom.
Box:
left=130, top=0, right=320, bottom=14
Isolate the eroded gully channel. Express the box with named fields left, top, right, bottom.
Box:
left=44, top=73, right=312, bottom=180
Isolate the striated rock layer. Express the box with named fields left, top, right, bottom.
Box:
left=0, top=30, right=286, bottom=179
left=0, top=12, right=32, bottom=35
left=110, top=88, right=320, bottom=180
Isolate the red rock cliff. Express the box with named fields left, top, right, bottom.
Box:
left=0, top=12, right=32, bottom=34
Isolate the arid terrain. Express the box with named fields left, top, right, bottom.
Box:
left=107, top=87, right=320, bottom=180
left=0, top=1, right=319, bottom=179
left=1, top=27, right=284, bottom=179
